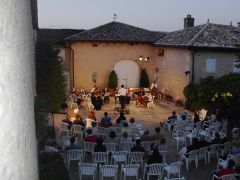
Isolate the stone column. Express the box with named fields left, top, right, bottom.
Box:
left=0, top=0, right=38, bottom=179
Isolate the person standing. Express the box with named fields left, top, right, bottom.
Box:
left=118, top=85, right=127, bottom=110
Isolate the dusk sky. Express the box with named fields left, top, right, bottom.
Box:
left=38, top=0, right=240, bottom=32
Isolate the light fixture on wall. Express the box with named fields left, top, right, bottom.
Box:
left=184, top=70, right=190, bottom=77
left=138, top=56, right=150, bottom=62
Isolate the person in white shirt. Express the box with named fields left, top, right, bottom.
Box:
left=118, top=85, right=127, bottom=109
left=150, top=81, right=158, bottom=90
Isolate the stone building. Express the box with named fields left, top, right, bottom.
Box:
left=38, top=15, right=240, bottom=101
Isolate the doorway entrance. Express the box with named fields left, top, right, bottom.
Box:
left=114, top=60, right=140, bottom=88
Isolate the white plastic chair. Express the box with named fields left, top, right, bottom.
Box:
left=173, top=131, right=186, bottom=149
left=78, top=163, right=97, bottom=180
left=99, top=164, right=118, bottom=180
left=162, top=161, right=181, bottom=179
left=59, top=122, right=70, bottom=137
left=220, top=142, right=232, bottom=157
left=83, top=142, right=96, bottom=159
left=165, top=118, right=177, bottom=132
left=112, top=151, right=129, bottom=165
left=141, top=141, right=152, bottom=154
left=186, top=129, right=198, bottom=145
left=207, top=144, right=219, bottom=162
left=104, top=142, right=116, bottom=164
left=147, top=96, right=155, bottom=108
left=121, top=142, right=134, bottom=151
left=66, top=149, right=83, bottom=170
left=72, top=124, right=84, bottom=141
left=121, top=164, right=140, bottom=180
left=129, top=152, right=145, bottom=167
left=164, top=177, right=186, bottom=180
left=159, top=150, right=168, bottom=163
left=92, top=152, right=108, bottom=165
left=144, top=163, right=164, bottom=180
left=198, top=146, right=208, bottom=164
left=212, top=174, right=237, bottom=180
left=182, top=149, right=199, bottom=171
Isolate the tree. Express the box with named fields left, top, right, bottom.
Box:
left=35, top=42, right=66, bottom=112
left=107, top=70, right=118, bottom=89
left=139, top=68, right=150, bottom=88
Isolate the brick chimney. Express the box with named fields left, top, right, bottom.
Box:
left=184, top=14, right=195, bottom=28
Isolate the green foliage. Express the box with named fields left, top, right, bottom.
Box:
left=35, top=42, right=66, bottom=112
left=39, top=152, right=69, bottom=180
left=184, top=73, right=240, bottom=119
left=107, top=70, right=118, bottom=89
left=139, top=68, right=150, bottom=88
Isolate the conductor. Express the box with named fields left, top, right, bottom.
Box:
left=117, top=85, right=127, bottom=110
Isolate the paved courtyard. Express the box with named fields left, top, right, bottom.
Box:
left=53, top=97, right=218, bottom=180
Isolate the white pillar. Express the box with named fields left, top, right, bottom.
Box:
left=0, top=0, right=38, bottom=179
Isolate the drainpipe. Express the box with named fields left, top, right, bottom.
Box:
left=191, top=47, right=195, bottom=84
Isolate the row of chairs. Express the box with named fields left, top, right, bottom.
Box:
left=180, top=142, right=233, bottom=171
left=78, top=162, right=184, bottom=180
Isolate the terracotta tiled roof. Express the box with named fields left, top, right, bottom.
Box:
left=65, top=21, right=166, bottom=43
left=37, top=29, right=85, bottom=43
left=155, top=23, right=240, bottom=49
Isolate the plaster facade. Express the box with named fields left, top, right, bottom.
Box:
left=156, top=47, right=191, bottom=100
left=71, top=42, right=158, bottom=89
left=0, top=0, right=38, bottom=179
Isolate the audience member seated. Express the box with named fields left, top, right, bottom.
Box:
left=141, top=129, right=152, bottom=141
left=211, top=132, right=227, bottom=145
left=230, top=141, right=240, bottom=155
left=131, top=139, right=146, bottom=153
left=85, top=111, right=97, bottom=128
left=116, top=112, right=126, bottom=124
left=168, top=111, right=177, bottom=120
left=152, top=127, right=165, bottom=141
left=147, top=147, right=163, bottom=165
left=107, top=131, right=118, bottom=142
left=129, top=117, right=137, bottom=128
left=180, top=110, right=188, bottom=121
left=65, top=137, right=81, bottom=151
left=94, top=138, right=107, bottom=152
left=73, top=114, right=85, bottom=127
left=121, top=132, right=132, bottom=143
left=62, top=114, right=72, bottom=130
left=101, top=112, right=112, bottom=126
left=180, top=137, right=210, bottom=158
left=193, top=112, right=200, bottom=124
left=121, top=122, right=131, bottom=134
left=214, top=160, right=236, bottom=179
left=156, top=138, right=167, bottom=151
left=85, top=129, right=97, bottom=143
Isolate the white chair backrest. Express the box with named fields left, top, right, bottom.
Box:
left=220, top=174, right=236, bottom=180
left=79, top=163, right=97, bottom=175
left=198, top=146, right=208, bottom=155
left=129, top=152, right=144, bottom=163
left=121, top=142, right=134, bottom=151
left=60, top=122, right=69, bottom=130
left=93, top=152, right=108, bottom=164
left=100, top=164, right=118, bottom=177
left=147, top=163, right=164, bottom=175
left=167, top=161, right=181, bottom=173
left=104, top=143, right=116, bottom=154
left=72, top=124, right=83, bottom=132
left=83, top=142, right=96, bottom=153
left=112, top=151, right=128, bottom=162
left=188, top=149, right=199, bottom=159
left=122, top=164, right=140, bottom=176
left=67, top=149, right=83, bottom=162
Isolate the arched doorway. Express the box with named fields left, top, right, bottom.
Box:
left=114, top=60, right=140, bottom=88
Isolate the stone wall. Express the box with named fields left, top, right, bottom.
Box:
left=194, top=51, right=237, bottom=82
left=0, top=0, right=38, bottom=179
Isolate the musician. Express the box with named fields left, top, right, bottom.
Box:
left=150, top=81, right=158, bottom=90
left=117, top=85, right=127, bottom=109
